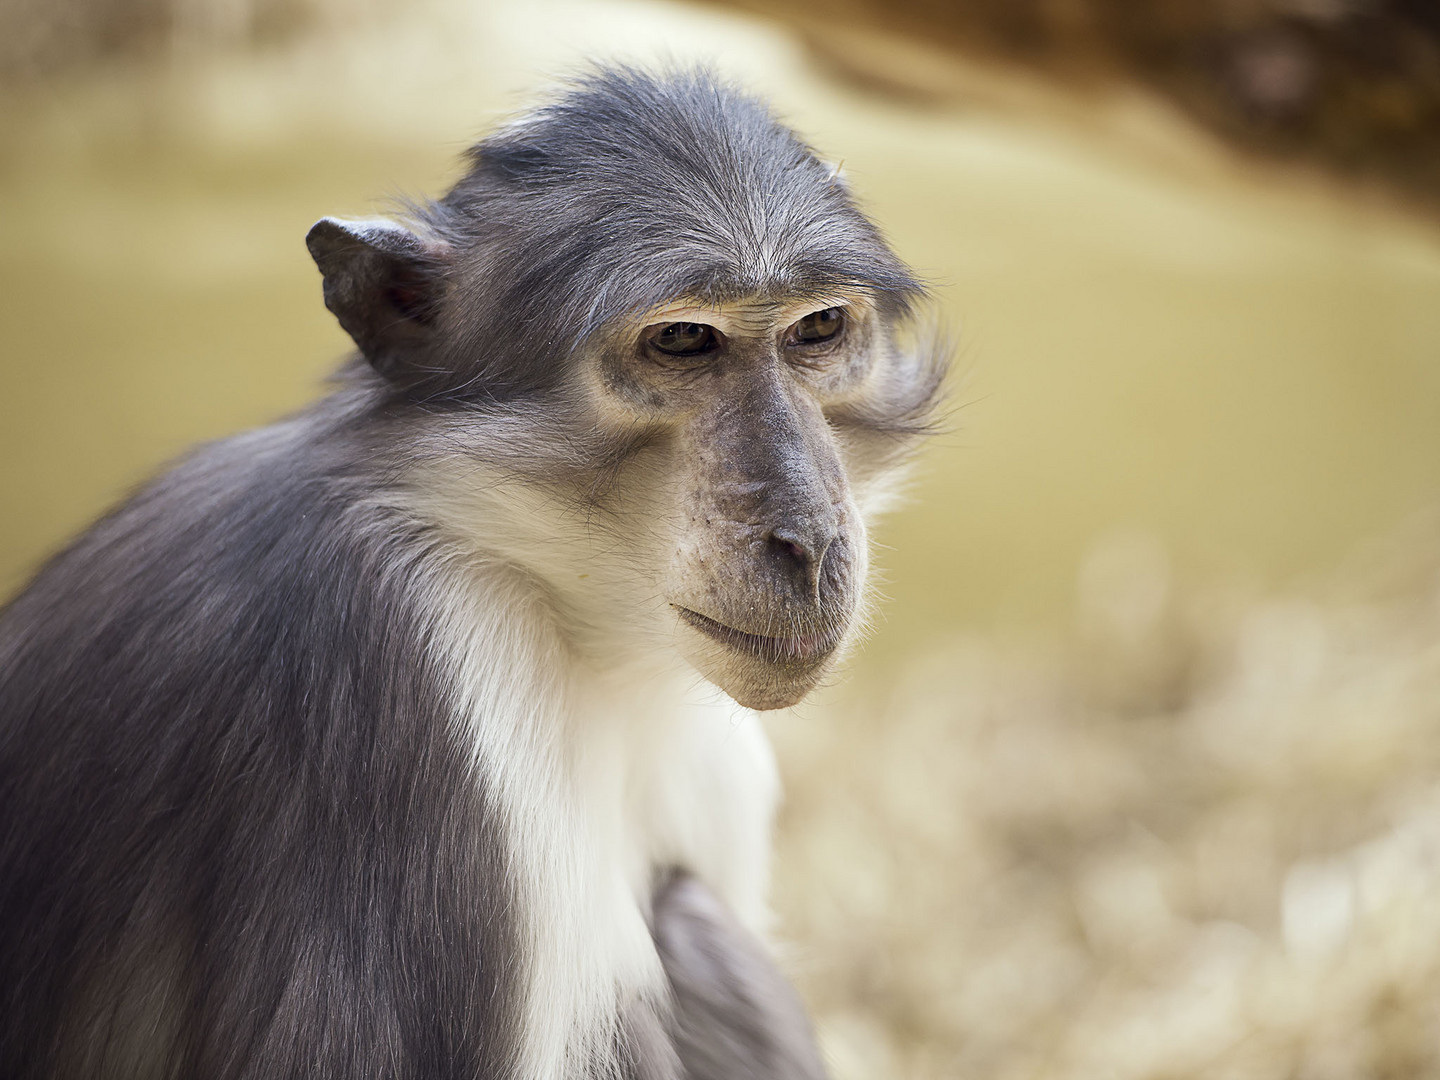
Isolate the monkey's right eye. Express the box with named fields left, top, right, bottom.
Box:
left=647, top=323, right=721, bottom=357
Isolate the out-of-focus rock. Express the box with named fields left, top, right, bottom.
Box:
left=710, top=0, right=1440, bottom=214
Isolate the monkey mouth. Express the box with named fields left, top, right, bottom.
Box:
left=673, top=606, right=844, bottom=664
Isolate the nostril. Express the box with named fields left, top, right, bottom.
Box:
left=767, top=529, right=829, bottom=574
left=766, top=532, right=811, bottom=570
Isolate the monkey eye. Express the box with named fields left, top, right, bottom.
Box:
left=647, top=322, right=721, bottom=357
left=789, top=307, right=845, bottom=345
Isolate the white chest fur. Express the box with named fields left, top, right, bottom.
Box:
left=425, top=561, right=781, bottom=1080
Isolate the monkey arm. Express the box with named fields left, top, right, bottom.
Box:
left=652, top=873, right=829, bottom=1080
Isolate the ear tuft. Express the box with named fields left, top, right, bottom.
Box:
left=306, top=216, right=451, bottom=383
left=820, top=158, right=850, bottom=192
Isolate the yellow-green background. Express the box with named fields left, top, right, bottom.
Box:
left=5, top=0, right=1438, bottom=641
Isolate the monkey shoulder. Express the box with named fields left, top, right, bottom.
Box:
left=0, top=404, right=522, bottom=1077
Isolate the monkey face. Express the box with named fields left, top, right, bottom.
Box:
left=585, top=296, right=899, bottom=710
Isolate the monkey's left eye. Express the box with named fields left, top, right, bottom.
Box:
left=789, top=308, right=845, bottom=345
left=648, top=322, right=721, bottom=357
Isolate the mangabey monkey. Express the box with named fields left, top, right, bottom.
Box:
left=0, top=67, right=942, bottom=1079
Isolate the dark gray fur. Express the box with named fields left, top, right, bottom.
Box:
left=0, top=410, right=518, bottom=1078
left=1, top=66, right=938, bottom=1078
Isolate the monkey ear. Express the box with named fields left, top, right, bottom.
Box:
left=305, top=217, right=451, bottom=382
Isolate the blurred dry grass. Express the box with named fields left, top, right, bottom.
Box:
left=777, top=517, right=1440, bottom=1078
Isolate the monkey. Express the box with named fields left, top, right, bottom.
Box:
left=0, top=66, right=944, bottom=1079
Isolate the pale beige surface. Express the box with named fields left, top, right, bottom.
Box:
left=2, top=1, right=1440, bottom=1075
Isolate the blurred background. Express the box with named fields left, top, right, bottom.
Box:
left=3, top=0, right=1440, bottom=1076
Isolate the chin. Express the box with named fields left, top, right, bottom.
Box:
left=721, top=671, right=829, bottom=711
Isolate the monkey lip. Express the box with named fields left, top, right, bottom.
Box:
left=674, top=606, right=843, bottom=664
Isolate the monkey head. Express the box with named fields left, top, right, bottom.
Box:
left=306, top=68, right=944, bottom=710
